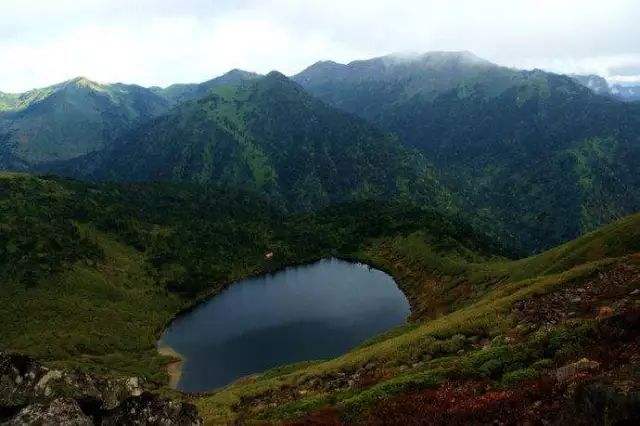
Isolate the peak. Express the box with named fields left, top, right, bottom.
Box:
left=203, top=69, right=261, bottom=87
left=265, top=71, right=289, bottom=80
left=224, top=68, right=257, bottom=77
left=294, top=61, right=350, bottom=81
left=257, top=72, right=303, bottom=93
left=69, top=76, right=93, bottom=84
left=383, top=50, right=491, bottom=66
left=64, top=77, right=104, bottom=91
left=309, top=60, right=343, bottom=68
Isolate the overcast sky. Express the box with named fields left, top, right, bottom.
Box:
left=1, top=0, right=639, bottom=92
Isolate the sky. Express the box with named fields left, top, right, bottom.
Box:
left=1, top=0, right=639, bottom=92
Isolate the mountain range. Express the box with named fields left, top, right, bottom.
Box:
left=2, top=51, right=640, bottom=424
left=293, top=52, right=640, bottom=252
left=569, top=74, right=640, bottom=102
left=1, top=51, right=640, bottom=253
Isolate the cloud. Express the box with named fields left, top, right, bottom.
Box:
left=1, top=0, right=639, bottom=92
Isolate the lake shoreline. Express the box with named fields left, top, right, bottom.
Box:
left=157, top=343, right=184, bottom=389
left=157, top=257, right=410, bottom=393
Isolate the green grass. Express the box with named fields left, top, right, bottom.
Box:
left=0, top=225, right=183, bottom=381
left=194, top=213, right=640, bottom=424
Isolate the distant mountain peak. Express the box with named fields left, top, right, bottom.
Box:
left=568, top=74, right=612, bottom=96
left=265, top=70, right=288, bottom=80
left=378, top=50, right=496, bottom=70
left=224, top=68, right=259, bottom=78
left=63, top=76, right=105, bottom=92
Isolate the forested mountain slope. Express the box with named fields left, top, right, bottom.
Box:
left=0, top=173, right=493, bottom=377
left=0, top=78, right=170, bottom=167
left=154, top=68, right=260, bottom=106
left=294, top=51, right=640, bottom=253
left=80, top=72, right=451, bottom=211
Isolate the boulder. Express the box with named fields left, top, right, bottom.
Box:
left=0, top=352, right=202, bottom=425
left=101, top=392, right=202, bottom=425
left=6, top=397, right=92, bottom=426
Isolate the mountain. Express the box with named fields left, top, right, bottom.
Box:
left=154, top=68, right=261, bottom=106
left=294, top=51, right=640, bottom=253
left=294, top=51, right=506, bottom=121
left=612, top=83, right=640, bottom=102
left=0, top=77, right=170, bottom=166
left=0, top=91, right=20, bottom=111
left=0, top=71, right=264, bottom=170
left=75, top=72, right=450, bottom=211
left=568, top=74, right=612, bottom=96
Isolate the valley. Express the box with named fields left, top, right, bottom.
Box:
left=1, top=173, right=639, bottom=424
left=1, top=49, right=640, bottom=424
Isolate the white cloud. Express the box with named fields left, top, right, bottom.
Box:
left=1, top=0, right=639, bottom=92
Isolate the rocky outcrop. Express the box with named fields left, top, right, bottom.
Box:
left=6, top=398, right=92, bottom=426
left=0, top=352, right=201, bottom=425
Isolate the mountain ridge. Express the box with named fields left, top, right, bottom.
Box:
left=67, top=71, right=452, bottom=211
left=293, top=52, right=640, bottom=253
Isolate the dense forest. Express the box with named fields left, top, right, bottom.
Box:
left=295, top=52, right=640, bottom=253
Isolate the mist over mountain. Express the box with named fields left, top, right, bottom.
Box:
left=568, top=74, right=613, bottom=97
left=611, top=83, right=640, bottom=102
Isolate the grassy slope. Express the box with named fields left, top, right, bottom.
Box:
left=194, top=214, right=640, bottom=423
left=1, top=173, right=638, bottom=423
left=0, top=174, right=491, bottom=385
left=0, top=224, right=182, bottom=381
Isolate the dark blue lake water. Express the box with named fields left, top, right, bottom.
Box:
left=158, top=258, right=410, bottom=392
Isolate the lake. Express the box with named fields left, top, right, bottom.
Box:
left=158, top=258, right=410, bottom=392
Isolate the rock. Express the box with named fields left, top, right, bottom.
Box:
left=101, top=392, right=202, bottom=425
left=1, top=353, right=50, bottom=407
left=6, top=397, right=92, bottom=426
left=556, top=358, right=600, bottom=383
left=125, top=377, right=142, bottom=397
left=1, top=352, right=202, bottom=425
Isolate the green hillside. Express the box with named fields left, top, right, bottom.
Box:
left=0, top=78, right=170, bottom=165
left=1, top=173, right=638, bottom=424
left=90, top=72, right=451, bottom=211
left=0, top=173, right=490, bottom=378
left=294, top=52, right=640, bottom=253
left=197, top=213, right=640, bottom=424
left=155, top=69, right=261, bottom=106
left=0, top=92, right=20, bottom=111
